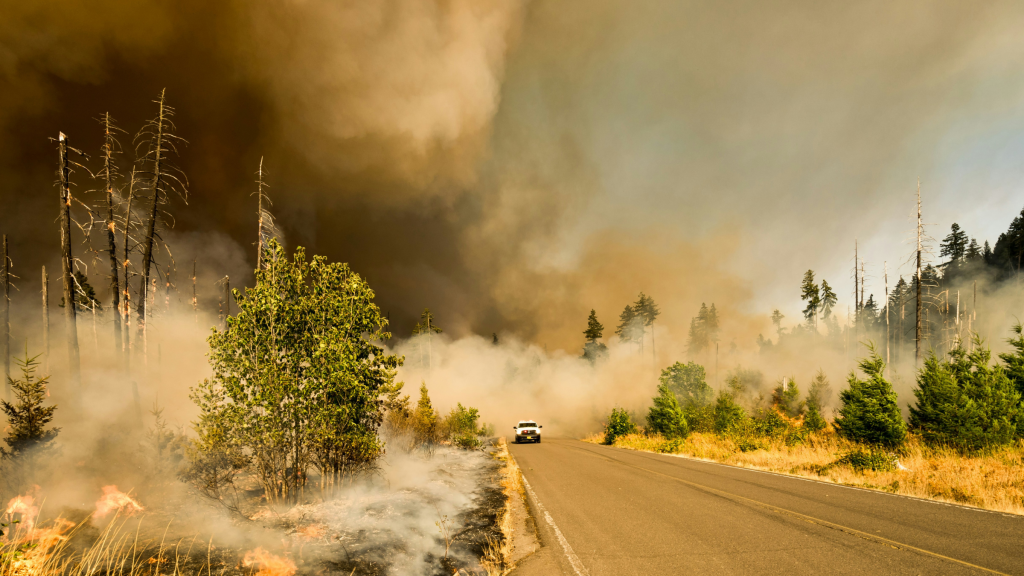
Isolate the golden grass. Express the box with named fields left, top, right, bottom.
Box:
left=481, top=437, right=524, bottom=576
left=584, top=432, right=1024, bottom=515
left=0, top=514, right=218, bottom=576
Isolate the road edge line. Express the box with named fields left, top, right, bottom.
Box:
left=521, top=477, right=591, bottom=576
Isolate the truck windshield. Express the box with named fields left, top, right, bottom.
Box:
left=520, top=422, right=538, bottom=428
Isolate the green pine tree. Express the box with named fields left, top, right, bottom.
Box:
left=800, top=270, right=820, bottom=330
left=834, top=346, right=906, bottom=449
left=820, top=280, right=837, bottom=320
left=911, top=342, right=1021, bottom=452
left=647, top=384, right=689, bottom=439
left=582, top=309, right=608, bottom=362
left=939, top=223, right=969, bottom=264
left=771, top=378, right=803, bottom=417
left=1, top=353, right=59, bottom=460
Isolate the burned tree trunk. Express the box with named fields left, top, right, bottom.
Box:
left=58, top=132, right=82, bottom=388
left=42, top=266, right=49, bottom=372
left=122, top=168, right=136, bottom=373
left=101, top=112, right=123, bottom=358
left=915, top=179, right=923, bottom=366
left=136, top=90, right=167, bottom=345
left=3, top=234, right=9, bottom=399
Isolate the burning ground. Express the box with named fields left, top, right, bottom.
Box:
left=1, top=445, right=507, bottom=576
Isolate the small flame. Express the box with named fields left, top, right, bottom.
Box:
left=4, top=494, right=40, bottom=535
left=94, top=485, right=144, bottom=518
left=243, top=547, right=297, bottom=576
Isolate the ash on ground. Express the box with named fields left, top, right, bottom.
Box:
left=268, top=446, right=503, bottom=576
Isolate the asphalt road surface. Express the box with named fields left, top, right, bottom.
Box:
left=508, top=438, right=1023, bottom=575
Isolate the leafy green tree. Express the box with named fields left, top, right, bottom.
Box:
left=940, top=223, right=969, bottom=265
left=910, top=343, right=1021, bottom=452
left=647, top=384, right=689, bottom=439
left=603, top=408, right=637, bottom=444
left=1, top=353, right=59, bottom=460
left=687, top=303, right=716, bottom=357
left=820, top=280, right=837, bottom=320
left=582, top=309, right=608, bottom=362
left=190, top=241, right=400, bottom=503
left=833, top=347, right=906, bottom=449
left=771, top=378, right=803, bottom=417
left=446, top=403, right=482, bottom=449
left=660, top=361, right=713, bottom=408
left=800, top=270, right=820, bottom=330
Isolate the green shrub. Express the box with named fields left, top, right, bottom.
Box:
left=647, top=385, right=690, bottom=439
left=658, top=438, right=686, bottom=453
left=752, top=409, right=789, bottom=438
left=713, top=393, right=747, bottom=433
left=683, top=404, right=715, bottom=433
left=804, top=403, right=828, bottom=433
left=833, top=448, right=897, bottom=472
left=604, top=408, right=638, bottom=445
left=910, top=343, right=1021, bottom=452
left=834, top=347, right=907, bottom=449
left=771, top=378, right=804, bottom=417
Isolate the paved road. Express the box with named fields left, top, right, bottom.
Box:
left=508, top=438, right=1023, bottom=575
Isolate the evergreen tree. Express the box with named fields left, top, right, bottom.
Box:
left=992, top=207, right=1024, bottom=277
left=615, top=304, right=642, bottom=345
left=647, top=384, right=689, bottom=439
left=582, top=309, right=608, bottom=362
left=999, top=323, right=1024, bottom=400
left=686, top=303, right=712, bottom=357
left=800, top=270, right=820, bottom=330
left=660, top=361, right=713, bottom=408
left=770, top=309, right=785, bottom=338
left=966, top=238, right=982, bottom=261
left=939, top=223, right=969, bottom=264
left=833, top=347, right=906, bottom=449
left=983, top=240, right=993, bottom=264
left=910, top=343, right=1020, bottom=452
left=804, top=403, right=827, bottom=432
left=412, top=308, right=443, bottom=335
left=771, top=378, right=803, bottom=417
left=820, top=280, right=837, bottom=320
left=58, top=271, right=102, bottom=312
left=806, top=369, right=833, bottom=412
left=1, top=353, right=59, bottom=460
left=706, top=303, right=719, bottom=344
left=413, top=383, right=439, bottom=444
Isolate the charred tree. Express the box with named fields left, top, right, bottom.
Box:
left=58, top=132, right=82, bottom=388
left=134, top=89, right=187, bottom=350
left=915, top=179, right=923, bottom=365
left=3, top=235, right=9, bottom=399
left=191, top=258, right=197, bottom=323
left=99, top=112, right=124, bottom=358
left=41, top=267, right=49, bottom=373
left=121, top=167, right=137, bottom=372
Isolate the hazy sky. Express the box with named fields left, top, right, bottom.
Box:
left=2, top=0, right=1024, bottom=350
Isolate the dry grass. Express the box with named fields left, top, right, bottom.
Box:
left=0, top=514, right=220, bottom=576
left=481, top=437, right=523, bottom=576
left=584, top=432, right=1024, bottom=515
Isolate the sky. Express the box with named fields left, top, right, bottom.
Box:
left=2, top=0, right=1024, bottom=353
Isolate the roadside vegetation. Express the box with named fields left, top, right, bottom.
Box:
left=592, top=335, right=1024, bottom=515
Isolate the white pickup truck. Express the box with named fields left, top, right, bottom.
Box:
left=513, top=420, right=543, bottom=444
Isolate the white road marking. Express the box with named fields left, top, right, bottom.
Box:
left=522, top=477, right=591, bottom=576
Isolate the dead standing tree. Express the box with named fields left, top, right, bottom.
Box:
left=134, top=89, right=187, bottom=357
left=98, top=112, right=127, bottom=357
left=3, top=235, right=9, bottom=399
left=41, top=267, right=49, bottom=372
left=57, top=132, right=83, bottom=389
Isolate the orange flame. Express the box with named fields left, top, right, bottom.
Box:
left=4, top=494, right=40, bottom=535
left=93, top=485, right=144, bottom=518
left=243, top=547, right=297, bottom=576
